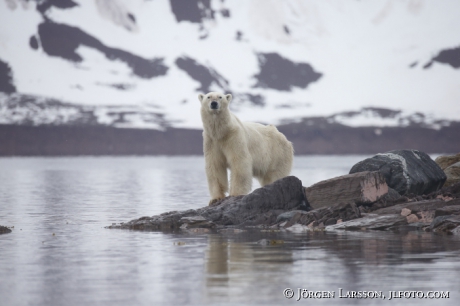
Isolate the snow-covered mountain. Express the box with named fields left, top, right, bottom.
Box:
left=1, top=0, right=460, bottom=130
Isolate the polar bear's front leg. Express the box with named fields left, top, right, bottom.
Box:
left=204, top=143, right=228, bottom=205
left=205, top=161, right=228, bottom=205
left=228, top=152, right=253, bottom=196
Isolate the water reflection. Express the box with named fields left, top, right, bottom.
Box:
left=201, top=230, right=460, bottom=305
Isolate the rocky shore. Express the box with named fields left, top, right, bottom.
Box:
left=108, top=150, right=460, bottom=235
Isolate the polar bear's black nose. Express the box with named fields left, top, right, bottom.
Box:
left=210, top=101, right=218, bottom=109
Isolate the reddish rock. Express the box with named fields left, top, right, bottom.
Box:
left=304, top=171, right=388, bottom=209
left=401, top=208, right=412, bottom=216
left=406, top=214, right=419, bottom=223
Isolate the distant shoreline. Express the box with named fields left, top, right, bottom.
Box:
left=1, top=123, right=459, bottom=156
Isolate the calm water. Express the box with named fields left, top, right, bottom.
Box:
left=1, top=156, right=460, bottom=306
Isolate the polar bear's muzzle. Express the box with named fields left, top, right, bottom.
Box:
left=210, top=101, right=219, bottom=109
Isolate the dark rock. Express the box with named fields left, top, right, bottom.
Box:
left=202, top=176, right=306, bottom=226
left=294, top=202, right=361, bottom=228
left=444, top=162, right=460, bottom=187
left=326, top=214, right=407, bottom=231
left=253, top=52, right=322, bottom=91
left=0, top=59, right=16, bottom=93
left=451, top=226, right=460, bottom=235
left=394, top=222, right=427, bottom=232
left=427, top=46, right=460, bottom=69
left=434, top=205, right=460, bottom=217
left=365, top=188, right=406, bottom=212
left=350, top=149, right=446, bottom=195
left=304, top=171, right=388, bottom=209
left=434, top=182, right=460, bottom=199
left=435, top=153, right=460, bottom=170
left=276, top=210, right=308, bottom=223
left=430, top=215, right=460, bottom=233
left=324, top=218, right=337, bottom=226
left=0, top=225, right=12, bottom=234
left=175, top=56, right=228, bottom=93
left=38, top=21, right=168, bottom=79
left=180, top=215, right=216, bottom=229
left=169, top=0, right=214, bottom=23
left=108, top=176, right=306, bottom=231
left=373, top=198, right=460, bottom=215
left=383, top=187, right=403, bottom=202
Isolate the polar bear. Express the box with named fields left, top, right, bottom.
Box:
left=198, top=92, right=294, bottom=205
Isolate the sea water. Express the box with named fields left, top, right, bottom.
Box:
left=1, top=156, right=459, bottom=305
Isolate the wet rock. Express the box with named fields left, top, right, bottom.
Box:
left=350, top=149, right=446, bottom=196
left=435, top=153, right=460, bottom=170
left=180, top=215, right=216, bottom=229
left=434, top=205, right=460, bottom=217
left=276, top=210, right=308, bottom=223
left=282, top=211, right=310, bottom=228
left=0, top=225, right=12, bottom=234
left=326, top=214, right=407, bottom=231
left=418, top=210, right=436, bottom=223
left=383, top=187, right=404, bottom=202
left=373, top=198, right=460, bottom=215
left=444, top=162, right=460, bottom=187
left=304, top=171, right=388, bottom=209
left=430, top=215, right=460, bottom=233
left=294, top=202, right=361, bottom=228
left=108, top=176, right=306, bottom=231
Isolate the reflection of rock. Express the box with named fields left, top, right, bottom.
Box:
left=0, top=225, right=12, bottom=234
left=350, top=149, right=446, bottom=195
left=304, top=171, right=388, bottom=209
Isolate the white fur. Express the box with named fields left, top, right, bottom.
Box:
left=198, top=92, right=294, bottom=205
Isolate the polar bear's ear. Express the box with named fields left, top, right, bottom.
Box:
left=198, top=94, right=205, bottom=102
left=225, top=94, right=232, bottom=103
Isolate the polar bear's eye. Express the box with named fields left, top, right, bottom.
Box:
left=208, top=97, right=211, bottom=99
left=219, top=96, right=222, bottom=99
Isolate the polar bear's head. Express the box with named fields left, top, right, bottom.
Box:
left=198, top=92, right=232, bottom=113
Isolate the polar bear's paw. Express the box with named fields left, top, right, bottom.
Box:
left=208, top=198, right=225, bottom=206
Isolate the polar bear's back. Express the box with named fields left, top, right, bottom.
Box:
left=242, top=121, right=293, bottom=176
